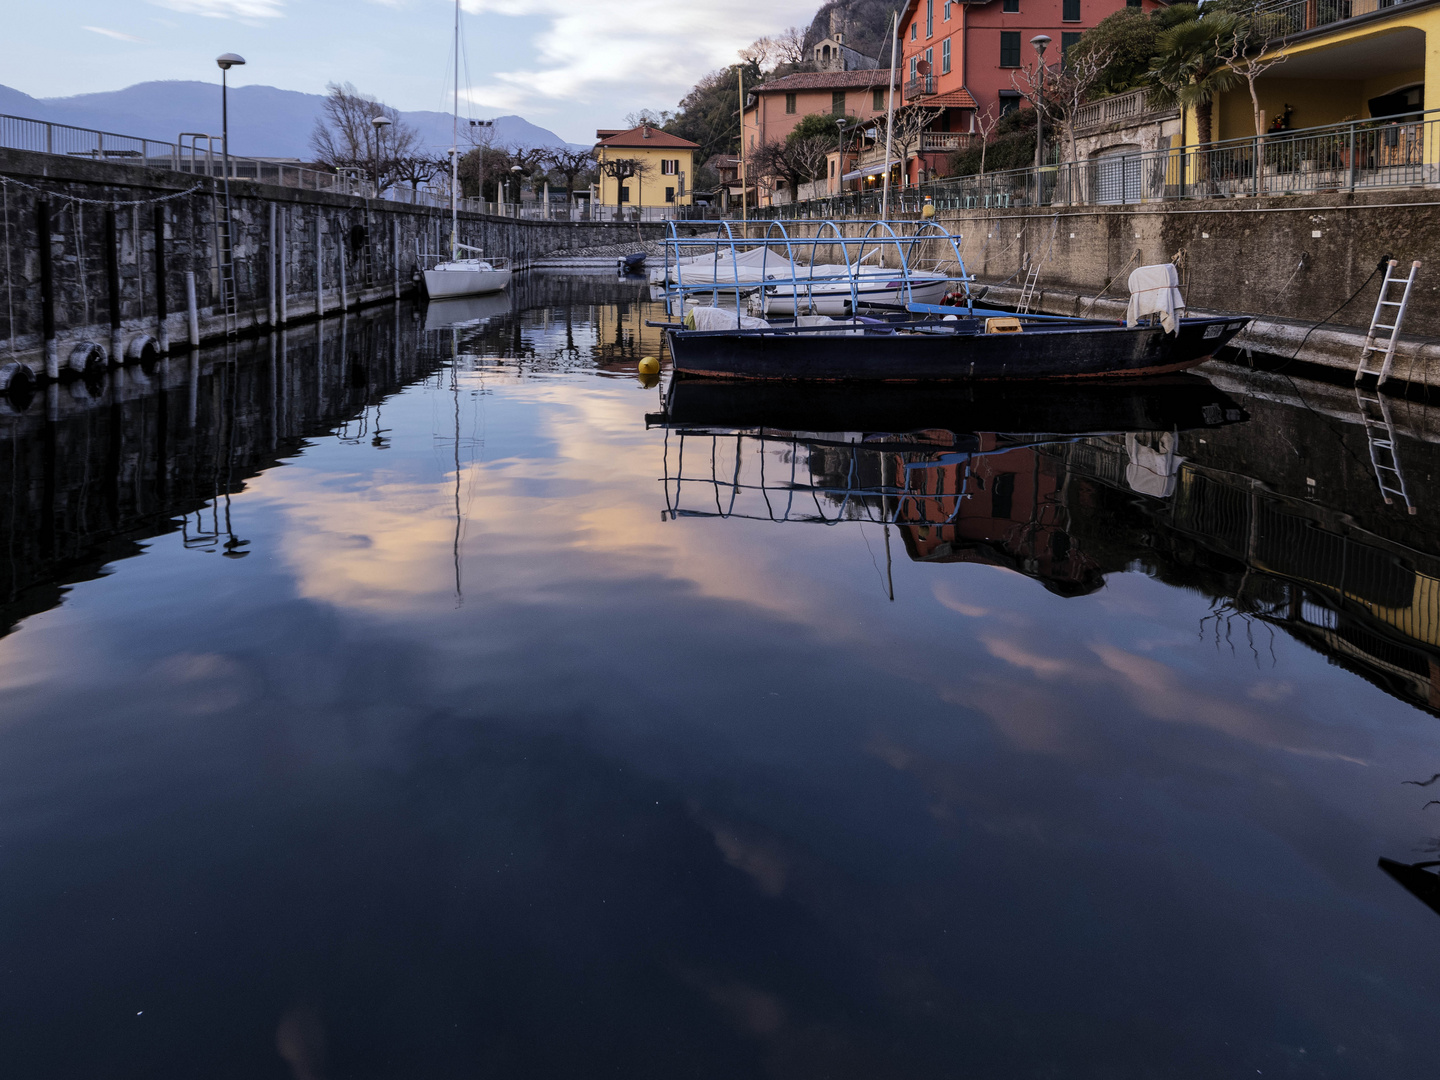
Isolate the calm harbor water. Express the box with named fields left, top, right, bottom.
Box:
left=3, top=273, right=1440, bottom=1077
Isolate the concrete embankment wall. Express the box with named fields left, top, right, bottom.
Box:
left=0, top=148, right=664, bottom=378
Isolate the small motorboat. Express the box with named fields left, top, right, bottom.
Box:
left=618, top=252, right=647, bottom=274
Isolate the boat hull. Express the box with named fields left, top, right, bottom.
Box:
left=757, top=276, right=951, bottom=315
left=665, top=316, right=1249, bottom=381
left=424, top=267, right=512, bottom=298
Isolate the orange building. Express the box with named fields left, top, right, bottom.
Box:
left=741, top=69, right=899, bottom=203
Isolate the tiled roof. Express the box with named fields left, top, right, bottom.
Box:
left=927, top=88, right=978, bottom=108
left=596, top=125, right=700, bottom=149
left=751, top=70, right=899, bottom=94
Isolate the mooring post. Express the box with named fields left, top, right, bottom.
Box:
left=267, top=203, right=278, bottom=327
left=37, top=200, right=57, bottom=380
left=105, top=208, right=122, bottom=364
left=184, top=270, right=200, bottom=347
left=392, top=217, right=400, bottom=298
left=339, top=222, right=349, bottom=310
left=315, top=214, right=324, bottom=318
left=153, top=206, right=169, bottom=354
left=279, top=208, right=289, bottom=325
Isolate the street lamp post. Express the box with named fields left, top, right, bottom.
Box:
left=835, top=116, right=850, bottom=197
left=1030, top=35, right=1050, bottom=175
left=370, top=115, right=392, bottom=196
left=215, top=52, right=246, bottom=180
left=510, top=164, right=523, bottom=215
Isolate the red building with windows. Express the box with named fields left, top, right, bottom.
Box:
left=897, top=0, right=1168, bottom=184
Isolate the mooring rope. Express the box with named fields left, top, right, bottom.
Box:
left=0, top=174, right=203, bottom=207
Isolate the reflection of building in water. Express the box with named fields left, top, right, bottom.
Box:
left=658, top=387, right=1440, bottom=717
left=0, top=306, right=429, bottom=640
left=422, top=272, right=669, bottom=375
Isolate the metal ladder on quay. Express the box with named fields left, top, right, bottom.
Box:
left=1354, top=258, right=1421, bottom=387
left=1017, top=256, right=1041, bottom=314
left=212, top=176, right=241, bottom=341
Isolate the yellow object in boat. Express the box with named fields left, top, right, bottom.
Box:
left=984, top=317, right=1023, bottom=334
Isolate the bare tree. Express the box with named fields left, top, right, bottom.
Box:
left=752, top=135, right=831, bottom=201
left=624, top=108, right=673, bottom=128
left=309, top=81, right=421, bottom=193
left=972, top=104, right=1000, bottom=178
left=596, top=156, right=652, bottom=208
left=739, top=36, right=776, bottom=70
left=546, top=146, right=597, bottom=198
left=1222, top=16, right=1289, bottom=139
left=774, top=26, right=808, bottom=67
left=1010, top=44, right=1116, bottom=168
left=872, top=106, right=943, bottom=187
left=391, top=155, right=447, bottom=203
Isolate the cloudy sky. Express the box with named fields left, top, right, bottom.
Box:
left=9, top=0, right=817, bottom=142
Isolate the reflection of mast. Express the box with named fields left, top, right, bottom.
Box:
left=452, top=327, right=463, bottom=606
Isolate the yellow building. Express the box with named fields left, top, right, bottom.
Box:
left=593, top=125, right=699, bottom=208
left=1193, top=0, right=1440, bottom=144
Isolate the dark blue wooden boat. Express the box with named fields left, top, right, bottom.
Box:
left=663, top=311, right=1250, bottom=382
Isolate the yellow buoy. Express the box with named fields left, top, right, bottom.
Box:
left=638, top=356, right=660, bottom=376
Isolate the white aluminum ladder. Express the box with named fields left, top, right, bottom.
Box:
left=1355, top=258, right=1421, bottom=385
left=1355, top=385, right=1416, bottom=514
left=1017, top=256, right=1041, bottom=314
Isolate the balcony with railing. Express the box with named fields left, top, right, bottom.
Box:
left=1070, top=88, right=1172, bottom=133
left=904, top=76, right=936, bottom=101
left=920, top=131, right=974, bottom=152
left=1256, top=0, right=1425, bottom=37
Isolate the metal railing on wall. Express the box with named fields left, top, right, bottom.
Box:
left=755, top=109, right=1440, bottom=217
left=2, top=113, right=712, bottom=221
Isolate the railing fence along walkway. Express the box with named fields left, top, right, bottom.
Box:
left=763, top=109, right=1440, bottom=218
left=1, top=113, right=705, bottom=220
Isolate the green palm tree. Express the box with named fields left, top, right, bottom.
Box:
left=1149, top=5, right=1242, bottom=147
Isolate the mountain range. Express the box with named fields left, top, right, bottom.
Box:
left=0, top=81, right=588, bottom=160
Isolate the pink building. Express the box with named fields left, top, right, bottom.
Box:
left=898, top=0, right=1169, bottom=183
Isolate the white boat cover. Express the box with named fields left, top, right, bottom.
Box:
left=683, top=306, right=770, bottom=331
left=1125, top=263, right=1185, bottom=335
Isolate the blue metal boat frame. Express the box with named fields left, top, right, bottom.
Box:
left=660, top=218, right=975, bottom=317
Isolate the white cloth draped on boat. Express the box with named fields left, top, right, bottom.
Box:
left=1125, top=264, right=1185, bottom=335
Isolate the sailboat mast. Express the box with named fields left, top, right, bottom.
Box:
left=450, top=0, right=460, bottom=259
left=881, top=9, right=898, bottom=220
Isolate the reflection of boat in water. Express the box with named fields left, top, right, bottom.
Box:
left=653, top=374, right=1245, bottom=437
left=647, top=377, right=1249, bottom=598
left=423, top=293, right=511, bottom=331
left=1378, top=857, right=1440, bottom=918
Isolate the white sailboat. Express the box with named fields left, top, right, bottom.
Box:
left=423, top=0, right=511, bottom=300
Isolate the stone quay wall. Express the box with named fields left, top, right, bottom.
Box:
left=0, top=148, right=665, bottom=379
left=756, top=193, right=1440, bottom=381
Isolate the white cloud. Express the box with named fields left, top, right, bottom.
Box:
left=458, top=0, right=815, bottom=117
left=82, top=26, right=154, bottom=43
left=148, top=0, right=285, bottom=19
